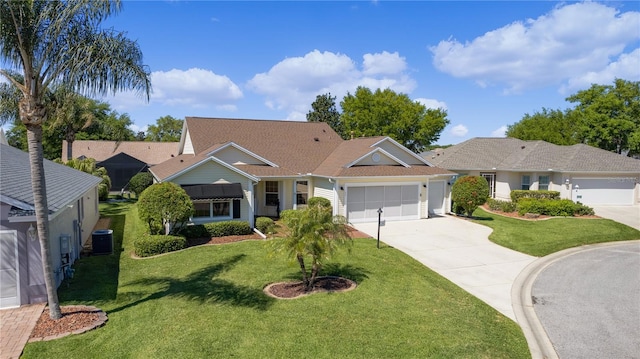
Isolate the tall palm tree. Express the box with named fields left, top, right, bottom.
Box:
left=0, top=0, right=151, bottom=319
left=51, top=87, right=110, bottom=160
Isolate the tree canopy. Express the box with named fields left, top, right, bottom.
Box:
left=340, top=87, right=449, bottom=153
left=145, top=115, right=183, bottom=142
left=506, top=79, right=640, bottom=156
left=306, top=93, right=343, bottom=138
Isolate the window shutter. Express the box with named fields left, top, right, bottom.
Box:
left=233, top=200, right=241, bottom=218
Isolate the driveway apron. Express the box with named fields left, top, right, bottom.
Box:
left=592, top=205, right=640, bottom=230
left=355, top=216, right=536, bottom=321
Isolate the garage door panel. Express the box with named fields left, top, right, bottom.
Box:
left=573, top=178, right=634, bottom=205
left=347, top=185, right=419, bottom=223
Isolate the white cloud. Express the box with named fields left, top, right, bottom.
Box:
left=104, top=68, right=243, bottom=112
left=151, top=68, right=243, bottom=106
left=561, top=48, right=640, bottom=93
left=430, top=2, right=640, bottom=93
left=362, top=51, right=407, bottom=75
left=491, top=125, right=507, bottom=137
left=450, top=124, right=468, bottom=137
left=129, top=123, right=148, bottom=134
left=247, top=49, right=417, bottom=119
left=415, top=98, right=447, bottom=110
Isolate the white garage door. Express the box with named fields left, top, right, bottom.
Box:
left=573, top=178, right=635, bottom=205
left=347, top=185, right=419, bottom=223
left=428, top=181, right=446, bottom=215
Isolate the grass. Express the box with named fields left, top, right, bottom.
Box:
left=472, top=207, right=640, bottom=257
left=23, top=202, right=530, bottom=359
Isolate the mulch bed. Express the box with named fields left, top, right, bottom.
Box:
left=187, top=233, right=264, bottom=246
left=479, top=204, right=600, bottom=220
left=29, top=306, right=107, bottom=342
left=264, top=276, right=357, bottom=299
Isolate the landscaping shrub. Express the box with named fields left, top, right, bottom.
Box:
left=517, top=198, right=593, bottom=217
left=138, top=182, right=194, bottom=235
left=308, top=196, right=332, bottom=208
left=279, top=209, right=296, bottom=220
left=204, top=221, right=252, bottom=237
left=573, top=202, right=596, bottom=216
left=487, top=198, right=517, bottom=213
left=451, top=176, right=490, bottom=217
left=178, top=224, right=209, bottom=239
left=134, top=233, right=187, bottom=257
left=511, top=190, right=560, bottom=202
left=128, top=172, right=153, bottom=197
left=255, top=217, right=275, bottom=234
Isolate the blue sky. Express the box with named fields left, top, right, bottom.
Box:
left=97, top=1, right=640, bottom=145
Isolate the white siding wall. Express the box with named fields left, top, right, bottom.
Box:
left=374, top=141, right=424, bottom=165
left=172, top=162, right=252, bottom=223
left=182, top=131, right=194, bottom=155
left=313, top=178, right=335, bottom=209
left=214, top=147, right=267, bottom=165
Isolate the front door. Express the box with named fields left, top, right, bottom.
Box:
left=480, top=172, right=496, bottom=198
left=0, top=230, right=20, bottom=308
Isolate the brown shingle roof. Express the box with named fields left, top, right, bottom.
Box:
left=153, top=117, right=454, bottom=180
left=63, top=140, right=179, bottom=165
left=184, top=117, right=343, bottom=175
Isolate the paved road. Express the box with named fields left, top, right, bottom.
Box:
left=532, top=242, right=640, bottom=359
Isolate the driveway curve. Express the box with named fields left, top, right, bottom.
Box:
left=531, top=241, right=640, bottom=359
left=355, top=216, right=536, bottom=321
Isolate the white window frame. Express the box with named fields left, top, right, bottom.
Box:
left=521, top=175, right=531, bottom=190
left=265, top=181, right=279, bottom=206
left=192, top=200, right=233, bottom=222
left=296, top=180, right=308, bottom=206
left=539, top=175, right=550, bottom=191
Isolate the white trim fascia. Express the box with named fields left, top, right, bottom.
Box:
left=371, top=137, right=435, bottom=166
left=334, top=174, right=456, bottom=181
left=164, top=156, right=260, bottom=183
left=345, top=148, right=411, bottom=168
left=177, top=121, right=189, bottom=155
left=0, top=195, right=34, bottom=211
left=207, top=142, right=279, bottom=168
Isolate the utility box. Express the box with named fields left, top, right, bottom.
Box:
left=60, top=234, right=71, bottom=254
left=92, top=229, right=113, bottom=255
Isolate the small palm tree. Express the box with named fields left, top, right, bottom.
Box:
left=0, top=0, right=151, bottom=319
left=272, top=200, right=351, bottom=291
left=55, top=158, right=111, bottom=200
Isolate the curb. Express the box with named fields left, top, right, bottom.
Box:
left=511, top=240, right=640, bottom=359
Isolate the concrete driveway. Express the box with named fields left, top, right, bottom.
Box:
left=354, top=216, right=536, bottom=321
left=592, top=205, right=640, bottom=230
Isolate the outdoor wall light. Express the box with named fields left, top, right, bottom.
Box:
left=340, top=186, right=344, bottom=191
left=565, top=178, right=570, bottom=184
left=27, top=224, right=37, bottom=241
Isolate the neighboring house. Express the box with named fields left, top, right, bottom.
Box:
left=149, top=117, right=456, bottom=227
left=0, top=143, right=102, bottom=309
left=62, top=140, right=180, bottom=191
left=427, top=138, right=640, bottom=206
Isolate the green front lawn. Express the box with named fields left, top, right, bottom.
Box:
left=23, top=203, right=530, bottom=358
left=472, top=207, right=640, bottom=257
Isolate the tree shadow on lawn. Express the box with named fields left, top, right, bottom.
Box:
left=109, top=254, right=274, bottom=314
left=281, top=263, right=370, bottom=284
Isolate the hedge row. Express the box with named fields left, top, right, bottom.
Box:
left=510, top=190, right=560, bottom=202
left=204, top=221, right=252, bottom=237
left=255, top=217, right=275, bottom=234
left=134, top=234, right=187, bottom=257
left=517, top=198, right=594, bottom=217
left=486, top=198, right=517, bottom=213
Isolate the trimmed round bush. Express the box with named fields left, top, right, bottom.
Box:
left=517, top=198, right=594, bottom=217
left=255, top=217, right=275, bottom=234
left=451, top=176, right=490, bottom=217
left=487, top=198, right=517, bottom=213
left=129, top=172, right=153, bottom=197
left=138, top=182, right=194, bottom=235
left=134, top=234, right=187, bottom=257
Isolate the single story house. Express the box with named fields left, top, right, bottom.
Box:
left=149, top=117, right=456, bottom=227
left=1, top=143, right=102, bottom=309
left=62, top=140, right=179, bottom=191
left=427, top=137, right=640, bottom=206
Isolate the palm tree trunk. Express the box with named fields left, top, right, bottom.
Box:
left=296, top=254, right=309, bottom=289
left=309, top=261, right=320, bottom=291
left=26, top=124, right=62, bottom=320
